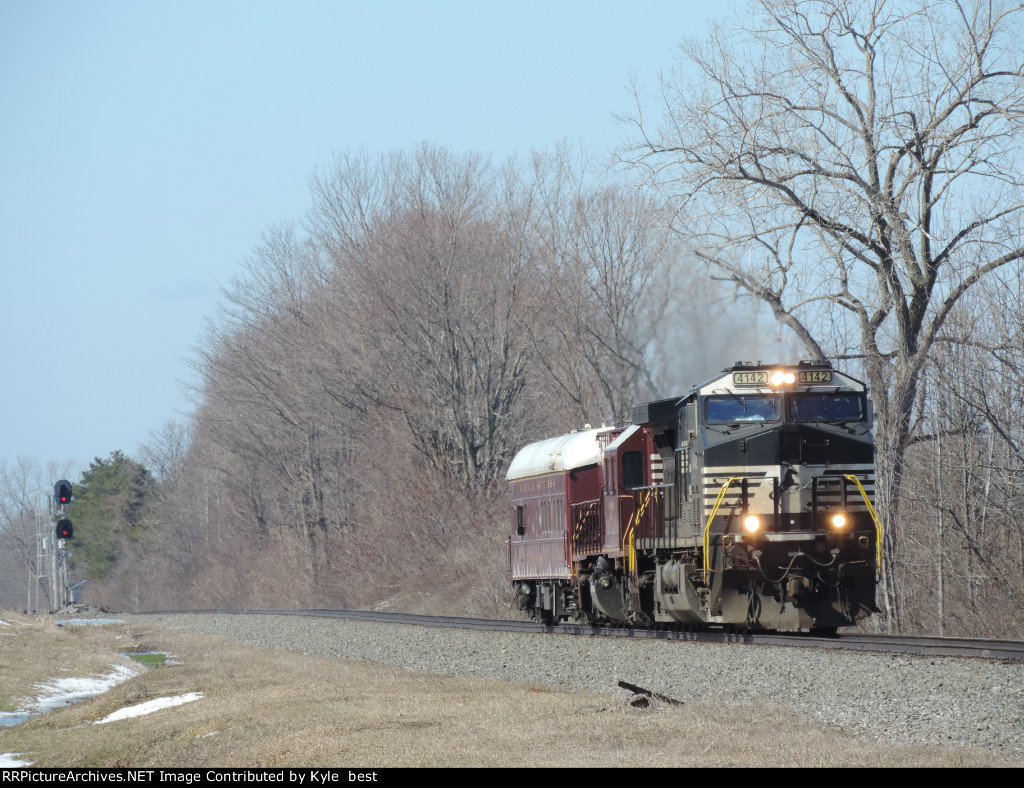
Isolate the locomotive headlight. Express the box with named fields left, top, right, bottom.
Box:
left=770, top=370, right=796, bottom=387
left=830, top=513, right=847, bottom=529
left=743, top=515, right=761, bottom=533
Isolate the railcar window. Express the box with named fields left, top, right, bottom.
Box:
left=788, top=393, right=863, bottom=421
left=705, top=395, right=778, bottom=423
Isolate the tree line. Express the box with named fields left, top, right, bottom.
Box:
left=1, top=145, right=745, bottom=616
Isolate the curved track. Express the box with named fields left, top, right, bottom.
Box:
left=145, top=608, right=1024, bottom=662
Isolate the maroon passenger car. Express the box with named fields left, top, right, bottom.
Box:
left=507, top=424, right=659, bottom=622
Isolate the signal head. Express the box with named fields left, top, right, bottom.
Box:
left=54, top=480, right=73, bottom=506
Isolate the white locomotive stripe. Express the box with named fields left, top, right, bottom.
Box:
left=698, top=463, right=875, bottom=516
left=650, top=453, right=664, bottom=483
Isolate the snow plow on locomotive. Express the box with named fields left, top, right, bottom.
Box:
left=507, top=361, right=880, bottom=633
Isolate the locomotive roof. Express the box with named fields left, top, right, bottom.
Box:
left=505, top=428, right=604, bottom=481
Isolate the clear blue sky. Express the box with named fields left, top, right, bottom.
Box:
left=0, top=0, right=721, bottom=477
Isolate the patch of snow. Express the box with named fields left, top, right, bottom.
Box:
left=56, top=619, right=125, bottom=627
left=94, top=692, right=203, bottom=724
left=28, top=664, right=140, bottom=714
left=0, top=753, right=33, bottom=767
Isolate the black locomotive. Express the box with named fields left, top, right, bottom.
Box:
left=507, top=361, right=879, bottom=632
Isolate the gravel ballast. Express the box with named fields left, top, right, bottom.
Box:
left=136, top=612, right=1024, bottom=756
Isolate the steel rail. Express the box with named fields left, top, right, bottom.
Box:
left=135, top=608, right=1024, bottom=662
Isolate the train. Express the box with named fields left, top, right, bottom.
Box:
left=507, top=360, right=880, bottom=633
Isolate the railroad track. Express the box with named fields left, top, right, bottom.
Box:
left=153, top=608, right=1024, bottom=662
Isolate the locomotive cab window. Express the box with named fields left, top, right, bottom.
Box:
left=622, top=451, right=644, bottom=489
left=705, top=395, right=778, bottom=424
left=788, top=392, right=863, bottom=422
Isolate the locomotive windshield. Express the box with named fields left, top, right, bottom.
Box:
left=788, top=392, right=863, bottom=422
left=705, top=395, right=778, bottom=423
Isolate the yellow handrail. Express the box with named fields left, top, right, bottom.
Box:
left=620, top=521, right=635, bottom=576
left=702, top=477, right=739, bottom=584
left=622, top=490, right=653, bottom=575
left=843, top=474, right=883, bottom=575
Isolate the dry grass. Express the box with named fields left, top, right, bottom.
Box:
left=0, top=614, right=139, bottom=713
left=1, top=609, right=1020, bottom=768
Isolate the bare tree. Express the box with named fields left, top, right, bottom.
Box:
left=0, top=457, right=42, bottom=611
left=188, top=223, right=365, bottom=600
left=138, top=419, right=190, bottom=483
left=899, top=286, right=1024, bottom=637
left=530, top=149, right=676, bottom=424
left=310, top=145, right=548, bottom=490
left=624, top=0, right=1024, bottom=630
left=0, top=457, right=74, bottom=612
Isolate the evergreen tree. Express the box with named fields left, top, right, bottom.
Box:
left=67, top=451, right=154, bottom=579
